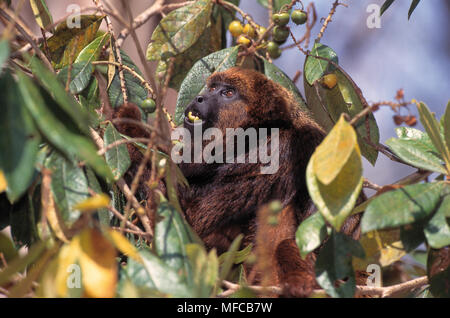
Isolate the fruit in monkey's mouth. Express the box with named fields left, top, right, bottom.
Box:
left=187, top=111, right=201, bottom=123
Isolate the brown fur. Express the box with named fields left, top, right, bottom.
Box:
left=177, top=68, right=325, bottom=296
left=114, top=68, right=361, bottom=297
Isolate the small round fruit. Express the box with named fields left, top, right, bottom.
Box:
left=237, top=35, right=251, bottom=47
left=228, top=20, right=243, bottom=37
left=272, top=12, right=290, bottom=26
left=141, top=98, right=156, bottom=113
left=243, top=24, right=256, bottom=38
left=267, top=41, right=282, bottom=59
left=272, top=25, right=290, bottom=42
left=257, top=26, right=268, bottom=39
left=322, top=74, right=338, bottom=89
left=291, top=10, right=307, bottom=25
left=187, top=111, right=201, bottom=123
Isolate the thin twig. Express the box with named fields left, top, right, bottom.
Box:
left=92, top=60, right=155, bottom=96
left=119, top=0, right=155, bottom=97
left=90, top=128, right=154, bottom=238
left=363, top=179, right=382, bottom=191
left=93, top=0, right=128, bottom=104
left=116, top=0, right=165, bottom=47
left=0, top=7, right=53, bottom=71
left=98, top=137, right=152, bottom=156
left=220, top=276, right=429, bottom=298
left=317, top=0, right=347, bottom=41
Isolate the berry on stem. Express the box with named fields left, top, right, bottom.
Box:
left=228, top=20, right=243, bottom=37
left=291, top=10, right=307, bottom=25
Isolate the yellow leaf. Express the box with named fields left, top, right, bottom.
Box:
left=55, top=237, right=81, bottom=297
left=45, top=191, right=71, bottom=243
left=313, top=115, right=357, bottom=185
left=307, top=144, right=363, bottom=231
left=107, top=230, right=142, bottom=263
left=107, top=40, right=116, bottom=90
left=353, top=230, right=406, bottom=270
left=73, top=193, right=110, bottom=212
left=79, top=228, right=117, bottom=298
left=29, top=0, right=53, bottom=30
left=0, top=170, right=6, bottom=193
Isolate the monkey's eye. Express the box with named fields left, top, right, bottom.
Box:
left=209, top=84, right=218, bottom=92
left=221, top=88, right=235, bottom=98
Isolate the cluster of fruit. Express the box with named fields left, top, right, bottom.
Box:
left=228, top=9, right=308, bottom=59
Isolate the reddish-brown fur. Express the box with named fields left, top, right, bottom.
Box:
left=114, top=68, right=360, bottom=297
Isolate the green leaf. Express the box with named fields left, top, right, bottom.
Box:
left=0, top=40, right=10, bottom=71
left=218, top=234, right=243, bottom=281
left=85, top=168, right=110, bottom=226
left=0, top=240, right=46, bottom=286
left=146, top=0, right=213, bottom=61
left=55, top=33, right=110, bottom=95
left=0, top=71, right=40, bottom=203
left=186, top=243, right=219, bottom=297
left=408, top=0, right=420, bottom=20
left=380, top=0, right=395, bottom=16
left=108, top=50, right=147, bottom=108
left=263, top=59, right=309, bottom=113
left=303, top=46, right=379, bottom=165
left=0, top=232, right=17, bottom=262
left=45, top=151, right=89, bottom=225
left=361, top=182, right=444, bottom=233
left=417, top=102, right=450, bottom=172
left=30, top=57, right=92, bottom=136
left=46, top=15, right=104, bottom=68
left=174, top=46, right=239, bottom=125
left=304, top=42, right=338, bottom=86
left=395, top=126, right=437, bottom=152
left=17, top=71, right=114, bottom=181
left=334, top=70, right=380, bottom=165
left=386, top=138, right=447, bottom=174
left=218, top=240, right=252, bottom=266
left=400, top=222, right=426, bottom=252
left=103, top=122, right=131, bottom=180
left=75, top=32, right=110, bottom=64
left=155, top=22, right=222, bottom=91
left=315, top=231, right=364, bottom=298
left=424, top=194, right=450, bottom=249
left=154, top=201, right=202, bottom=283
left=29, top=0, right=53, bottom=29
left=296, top=212, right=327, bottom=259
left=57, top=61, right=93, bottom=94
left=119, top=249, right=191, bottom=297
left=9, top=188, right=41, bottom=248
left=443, top=101, right=450, bottom=154
left=212, top=0, right=238, bottom=49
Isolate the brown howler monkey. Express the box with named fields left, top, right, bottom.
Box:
left=114, top=67, right=360, bottom=297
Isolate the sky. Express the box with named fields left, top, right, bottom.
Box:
left=240, top=0, right=450, bottom=190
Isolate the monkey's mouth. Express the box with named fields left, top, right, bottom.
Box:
left=184, top=110, right=205, bottom=126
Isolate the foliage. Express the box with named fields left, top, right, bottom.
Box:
left=0, top=0, right=448, bottom=299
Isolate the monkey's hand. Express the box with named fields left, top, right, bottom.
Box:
left=275, top=239, right=319, bottom=298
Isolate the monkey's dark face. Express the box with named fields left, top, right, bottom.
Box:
left=184, top=81, right=241, bottom=133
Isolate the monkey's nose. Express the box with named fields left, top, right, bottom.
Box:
left=196, top=96, right=204, bottom=104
